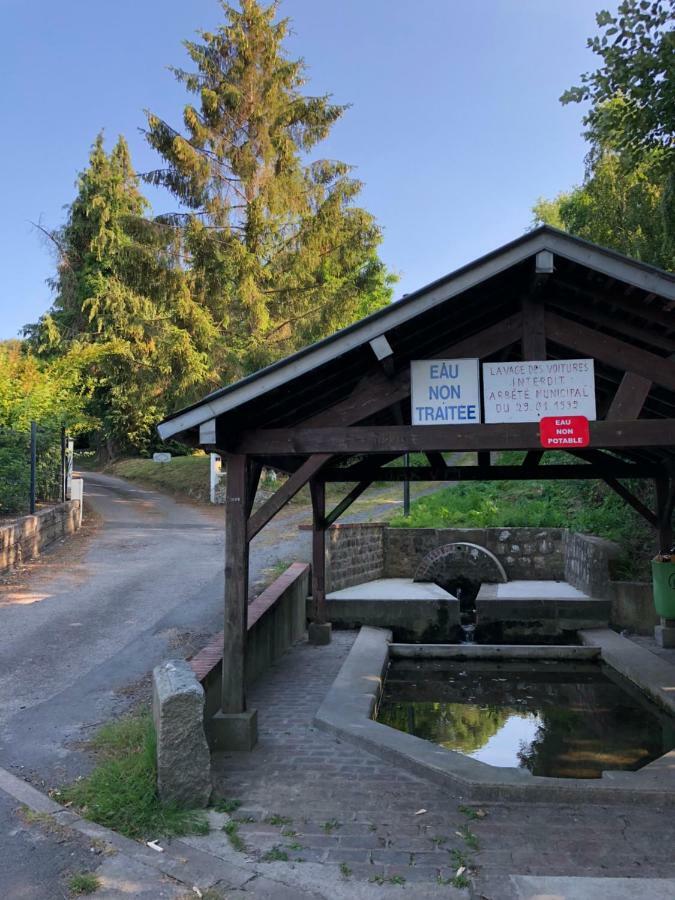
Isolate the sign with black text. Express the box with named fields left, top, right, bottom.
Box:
left=411, top=359, right=481, bottom=425
left=482, top=359, right=596, bottom=424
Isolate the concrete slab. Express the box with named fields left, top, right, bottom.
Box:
left=327, top=577, right=455, bottom=601
left=324, top=579, right=460, bottom=640
left=511, top=874, right=675, bottom=899
left=478, top=580, right=590, bottom=600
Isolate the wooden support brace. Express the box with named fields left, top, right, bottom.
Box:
left=325, top=481, right=372, bottom=527
left=603, top=476, right=658, bottom=528
left=606, top=372, right=652, bottom=421
left=247, top=453, right=331, bottom=541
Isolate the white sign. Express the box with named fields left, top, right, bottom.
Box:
left=153, top=452, right=172, bottom=463
left=411, top=359, right=481, bottom=425
left=482, top=359, right=596, bottom=424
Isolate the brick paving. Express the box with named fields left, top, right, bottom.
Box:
left=209, top=630, right=675, bottom=897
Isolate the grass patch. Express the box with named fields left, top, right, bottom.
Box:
left=57, top=712, right=208, bottom=840
left=390, top=451, right=655, bottom=579
left=110, top=455, right=211, bottom=503
left=339, top=862, right=352, bottom=878
left=68, top=872, right=100, bottom=895
left=321, top=819, right=340, bottom=833
left=222, top=820, right=247, bottom=852
left=262, top=845, right=289, bottom=862
left=213, top=798, right=241, bottom=814
left=456, top=824, right=479, bottom=851
left=266, top=813, right=292, bottom=826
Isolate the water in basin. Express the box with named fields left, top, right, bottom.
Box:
left=377, top=659, right=675, bottom=779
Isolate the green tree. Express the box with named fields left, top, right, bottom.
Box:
left=561, top=0, right=674, bottom=163
left=144, top=0, right=394, bottom=378
left=533, top=148, right=674, bottom=269
left=27, top=134, right=216, bottom=457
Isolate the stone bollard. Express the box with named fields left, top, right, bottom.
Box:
left=152, top=660, right=212, bottom=808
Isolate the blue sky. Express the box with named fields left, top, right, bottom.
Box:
left=0, top=0, right=600, bottom=340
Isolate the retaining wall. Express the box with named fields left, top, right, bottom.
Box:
left=325, top=523, right=386, bottom=592
left=190, top=562, right=309, bottom=722
left=0, top=499, right=82, bottom=575
left=384, top=527, right=566, bottom=581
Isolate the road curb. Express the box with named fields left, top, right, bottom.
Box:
left=0, top=764, right=257, bottom=895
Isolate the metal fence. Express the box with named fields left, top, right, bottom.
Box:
left=0, top=424, right=72, bottom=517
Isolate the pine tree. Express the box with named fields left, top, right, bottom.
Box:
left=27, top=134, right=216, bottom=457
left=145, top=0, right=393, bottom=378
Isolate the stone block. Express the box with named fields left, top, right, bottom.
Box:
left=152, top=660, right=211, bottom=808
left=308, top=622, right=332, bottom=645
left=208, top=709, right=258, bottom=751
left=655, top=624, right=675, bottom=649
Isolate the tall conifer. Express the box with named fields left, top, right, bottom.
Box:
left=28, top=134, right=215, bottom=456
left=145, top=0, right=393, bottom=376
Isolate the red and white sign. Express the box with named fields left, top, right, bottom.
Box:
left=539, top=416, right=590, bottom=448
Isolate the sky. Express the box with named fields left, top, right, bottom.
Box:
left=0, top=0, right=601, bottom=340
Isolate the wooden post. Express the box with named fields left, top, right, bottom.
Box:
left=309, top=477, right=331, bottom=644
left=222, top=453, right=249, bottom=714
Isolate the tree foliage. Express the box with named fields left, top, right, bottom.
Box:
left=561, top=0, right=674, bottom=163
left=27, top=135, right=215, bottom=456
left=533, top=148, right=674, bottom=269
left=144, top=0, right=394, bottom=378
left=534, top=0, right=674, bottom=270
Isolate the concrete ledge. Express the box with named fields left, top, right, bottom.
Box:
left=315, top=627, right=675, bottom=804
left=390, top=643, right=601, bottom=660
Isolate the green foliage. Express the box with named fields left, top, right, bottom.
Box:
left=58, top=712, right=209, bottom=839
left=222, top=819, right=247, bottom=852
left=261, top=845, right=289, bottom=862
left=390, top=454, right=655, bottom=579
left=68, top=872, right=100, bottom=895
left=27, top=135, right=214, bottom=458
left=213, top=797, right=242, bottom=814
left=561, top=0, right=674, bottom=163
left=540, top=1, right=675, bottom=269
left=109, top=454, right=211, bottom=502
left=145, top=0, right=394, bottom=380
left=533, top=148, right=674, bottom=269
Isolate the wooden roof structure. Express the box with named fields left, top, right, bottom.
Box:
left=159, top=226, right=675, bottom=744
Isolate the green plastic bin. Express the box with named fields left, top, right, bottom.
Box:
left=652, top=560, right=675, bottom=618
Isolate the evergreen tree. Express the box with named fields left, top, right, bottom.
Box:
left=144, top=0, right=393, bottom=378
left=27, top=134, right=215, bottom=457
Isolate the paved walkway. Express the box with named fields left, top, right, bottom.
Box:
left=177, top=630, right=675, bottom=899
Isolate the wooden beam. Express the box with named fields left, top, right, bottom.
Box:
left=547, top=295, right=675, bottom=353
left=656, top=478, right=675, bottom=550
left=321, top=463, right=661, bottom=482
left=603, top=476, right=658, bottom=528
left=310, top=478, right=327, bottom=623
left=522, top=295, right=546, bottom=359
left=244, top=461, right=263, bottom=519
left=222, top=454, right=249, bottom=714
left=247, top=453, right=331, bottom=541
left=522, top=450, right=543, bottom=468
left=477, top=451, right=491, bottom=467
left=606, top=372, right=652, bottom=420
left=325, top=481, right=372, bottom=527
left=302, top=312, right=524, bottom=429
left=545, top=310, right=675, bottom=392
left=237, top=419, right=675, bottom=455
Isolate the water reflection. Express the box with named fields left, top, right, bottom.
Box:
left=377, top=660, right=675, bottom=778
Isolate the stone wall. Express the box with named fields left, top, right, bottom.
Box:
left=325, top=523, right=386, bottom=592
left=384, top=527, right=566, bottom=582
left=563, top=531, right=620, bottom=598
left=190, top=562, right=310, bottom=724
left=0, top=499, right=82, bottom=575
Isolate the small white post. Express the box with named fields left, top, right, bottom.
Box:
left=210, top=453, right=222, bottom=504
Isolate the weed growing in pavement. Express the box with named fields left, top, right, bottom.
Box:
left=281, top=827, right=297, bottom=837
left=339, top=862, right=352, bottom=878
left=222, top=820, right=247, bottom=852
left=68, top=872, right=100, bottom=895
left=456, top=824, right=479, bottom=850
left=429, top=835, right=448, bottom=846
left=213, top=798, right=241, bottom=814
left=321, top=819, right=340, bottom=833
left=57, top=712, right=209, bottom=840
left=262, top=845, right=289, bottom=862
left=370, top=873, right=406, bottom=885
left=449, top=848, right=469, bottom=868
left=458, top=804, right=487, bottom=821
left=266, top=813, right=293, bottom=826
